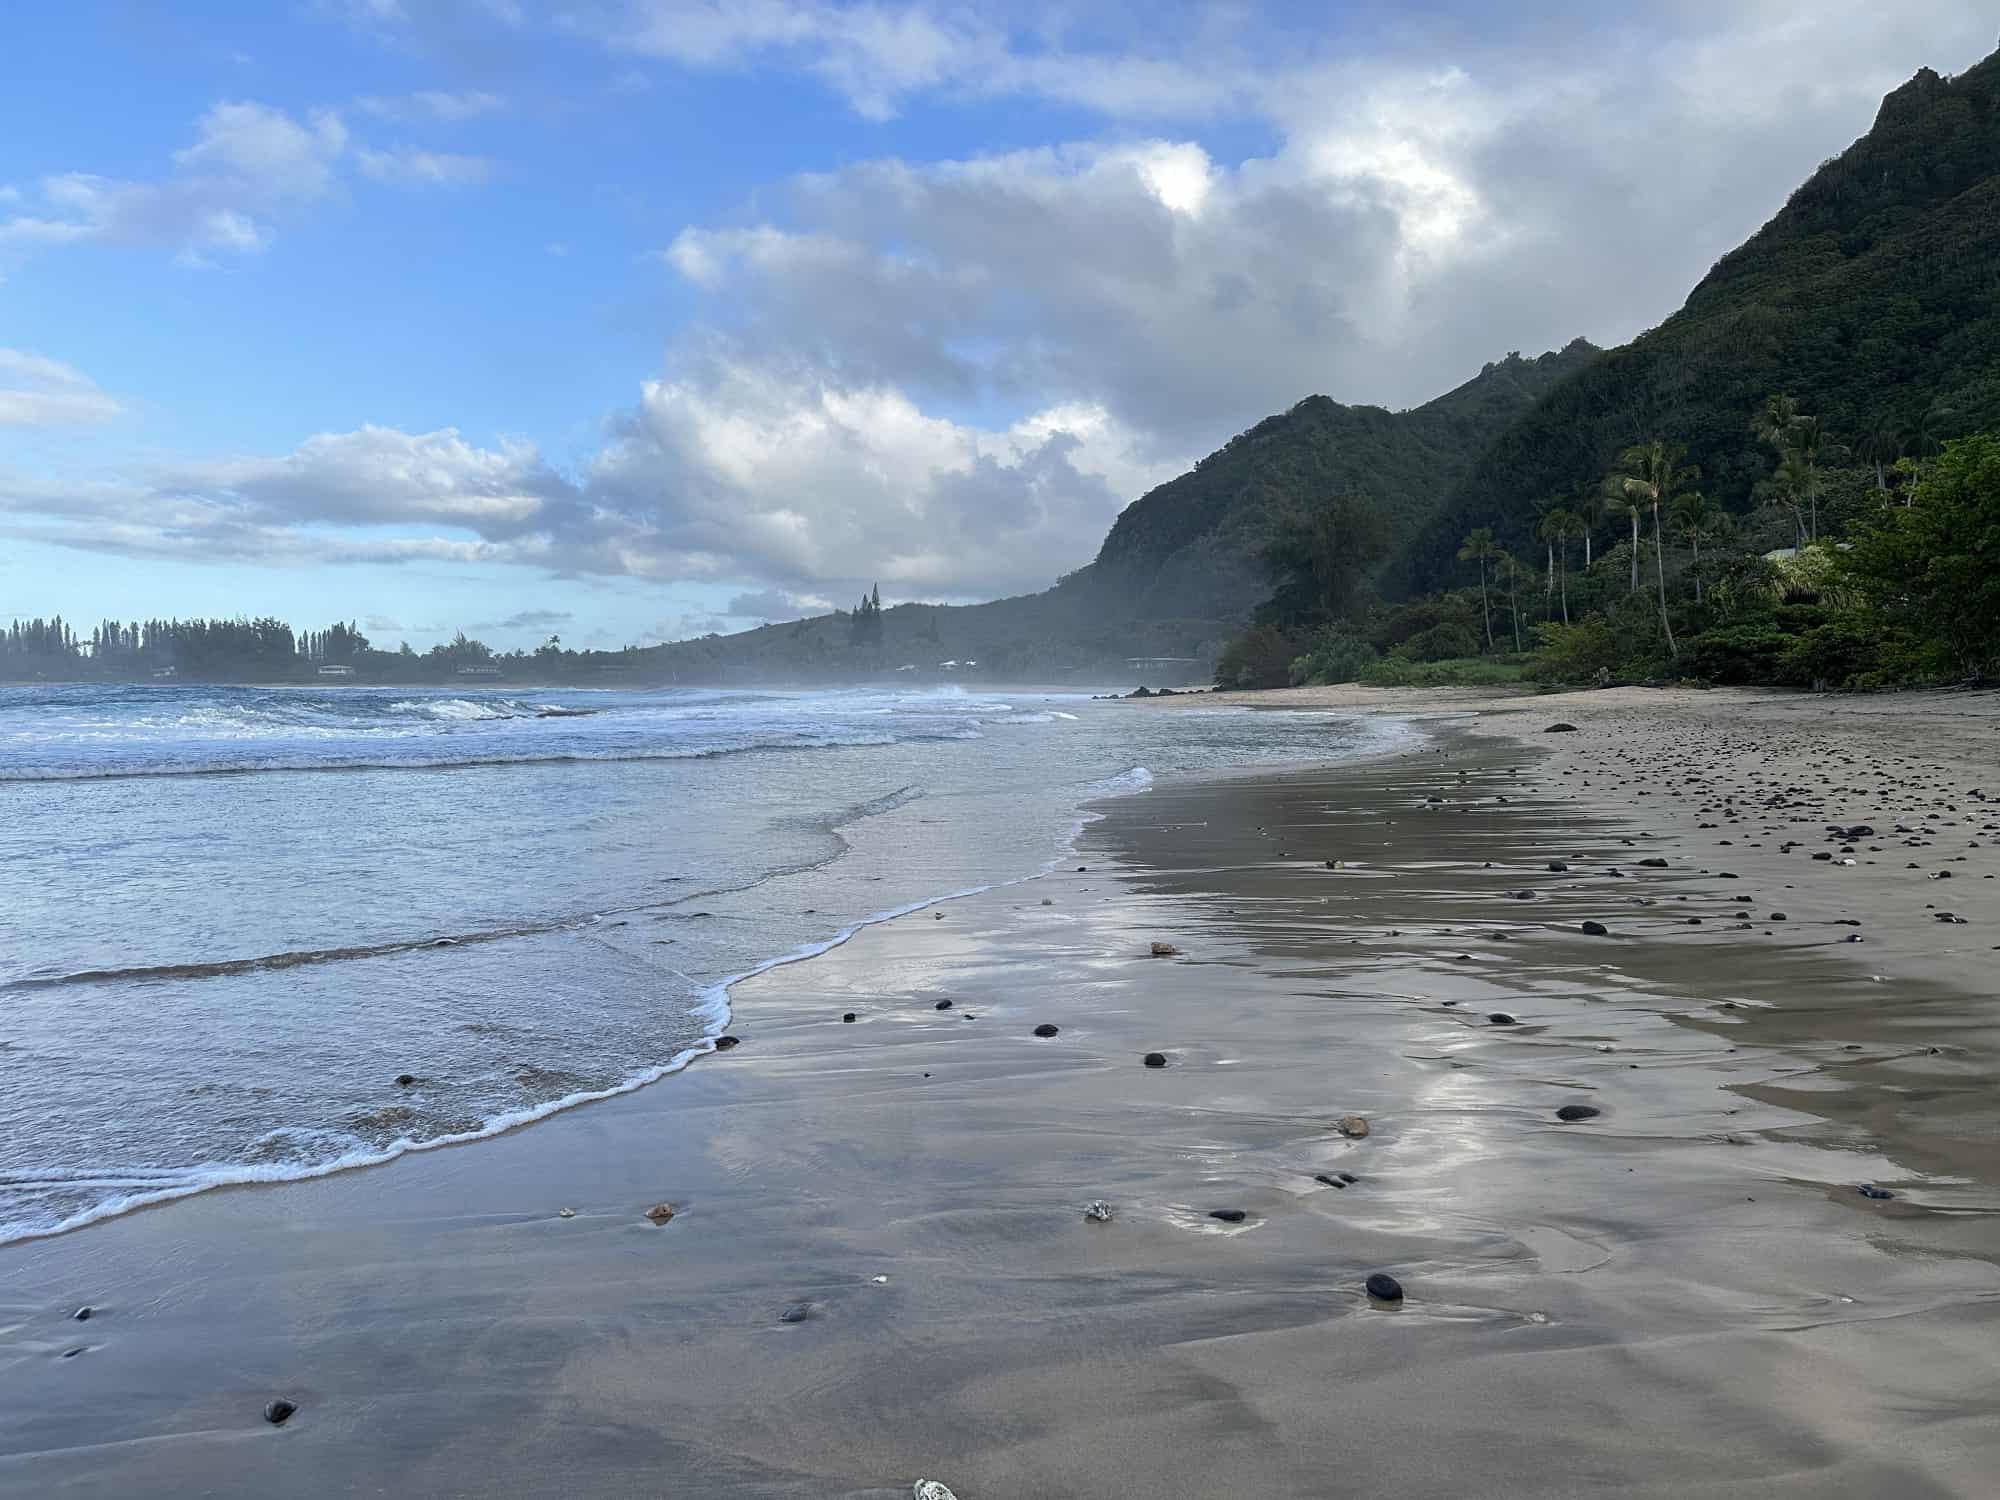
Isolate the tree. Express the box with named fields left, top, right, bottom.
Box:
left=1856, top=419, right=1906, bottom=493
left=1572, top=488, right=1604, bottom=569
left=1497, top=551, right=1527, bottom=651
left=1605, top=440, right=1699, bottom=658
left=1258, top=493, right=1390, bottom=627
left=1838, top=433, right=2000, bottom=680
left=1537, top=507, right=1578, bottom=625
left=1670, top=490, right=1728, bottom=604
left=1456, top=526, right=1501, bottom=650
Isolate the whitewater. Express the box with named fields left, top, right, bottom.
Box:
left=0, top=681, right=1413, bottom=1243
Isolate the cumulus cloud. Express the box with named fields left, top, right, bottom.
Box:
left=0, top=350, right=125, bottom=428
left=356, top=145, right=496, bottom=186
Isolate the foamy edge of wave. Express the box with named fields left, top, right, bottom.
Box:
left=0, top=762, right=1158, bottom=1247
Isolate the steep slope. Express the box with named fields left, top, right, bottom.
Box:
left=1391, top=52, right=2000, bottom=594
left=1088, top=341, right=1599, bottom=622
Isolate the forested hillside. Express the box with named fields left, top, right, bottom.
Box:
left=1090, top=341, right=1598, bottom=621
left=1389, top=53, right=2000, bottom=594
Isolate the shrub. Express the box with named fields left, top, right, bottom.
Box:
left=1356, top=656, right=1524, bottom=688
left=1289, top=628, right=1379, bottom=685
left=1525, top=616, right=1621, bottom=682
left=1681, top=623, right=1791, bottom=684
left=1214, top=625, right=1296, bottom=689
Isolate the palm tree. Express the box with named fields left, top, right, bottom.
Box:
left=1498, top=552, right=1526, bottom=651
left=1572, top=488, right=1604, bottom=570
left=1538, top=507, right=1578, bottom=625
left=1605, top=440, right=1698, bottom=658
left=1669, top=490, right=1727, bottom=604
left=1766, top=451, right=1811, bottom=546
left=1752, top=393, right=1803, bottom=453
left=1855, top=419, right=1905, bottom=493
left=1600, top=477, right=1646, bottom=595
left=1457, top=526, right=1501, bottom=651
left=1789, top=418, right=1843, bottom=542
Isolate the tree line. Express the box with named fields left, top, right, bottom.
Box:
left=1220, top=391, right=1999, bottom=691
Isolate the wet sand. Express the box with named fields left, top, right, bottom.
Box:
left=2, top=688, right=1997, bottom=1497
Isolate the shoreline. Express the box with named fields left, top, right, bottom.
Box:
left=2, top=689, right=1996, bottom=1495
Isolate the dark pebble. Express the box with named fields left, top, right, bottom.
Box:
left=1769, top=913, right=1787, bottom=922
left=1555, top=1104, right=1601, bottom=1122
left=72, top=1307, right=92, bottom=1322
left=712, top=1035, right=741, bottom=1050
left=1033, top=1023, right=1060, bottom=1038
left=842, top=1013, right=856, bottom=1023
left=264, top=1399, right=297, bottom=1426
left=1638, top=857, right=1668, bottom=868
left=935, top=999, right=954, bottom=1010
left=1314, top=1173, right=1346, bottom=1188
left=1208, top=1209, right=1247, bottom=1223
left=1547, top=862, right=1569, bottom=872
left=1365, top=1272, right=1405, bottom=1301
left=1142, top=1052, right=1168, bottom=1068
left=779, top=1301, right=813, bottom=1323
left=1858, top=1185, right=1895, bottom=1200
left=1580, top=921, right=1610, bottom=937
left=394, top=1074, right=416, bottom=1087
left=1487, top=1013, right=1518, bottom=1026
left=1544, top=723, right=1579, bottom=734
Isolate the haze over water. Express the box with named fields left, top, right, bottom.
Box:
left=0, top=682, right=1413, bottom=1242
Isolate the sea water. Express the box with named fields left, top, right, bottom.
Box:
left=0, top=682, right=1414, bottom=1241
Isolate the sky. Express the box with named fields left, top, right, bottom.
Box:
left=1, top=2, right=1994, bottom=652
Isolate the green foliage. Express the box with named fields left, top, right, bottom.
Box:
left=1257, top=491, right=1392, bottom=628
left=1836, top=432, right=2000, bottom=679
left=1680, top=622, right=1793, bottom=684
left=1392, top=53, right=2000, bottom=595
left=1524, top=616, right=1621, bottom=682
left=1214, top=625, right=1297, bottom=690
left=1289, top=628, right=1378, bottom=685
left=1391, top=621, right=1482, bottom=662
left=1093, top=344, right=1599, bottom=625
left=1355, top=656, right=1524, bottom=688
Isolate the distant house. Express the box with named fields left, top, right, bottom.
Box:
left=455, top=664, right=502, bottom=677
left=151, top=666, right=177, bottom=680
left=317, top=664, right=355, bottom=678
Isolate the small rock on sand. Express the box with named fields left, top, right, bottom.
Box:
left=1033, top=1023, right=1061, bottom=1037
left=1555, top=1104, right=1601, bottom=1122
left=779, top=1301, right=814, bottom=1323
left=1365, top=1272, right=1405, bottom=1301
left=394, top=1073, right=416, bottom=1087
left=1084, top=1200, right=1114, bottom=1222
left=1336, top=1115, right=1370, bottom=1138
left=913, top=1483, right=960, bottom=1500
left=264, top=1399, right=297, bottom=1426
left=1150, top=942, right=1182, bottom=957
left=1488, top=1012, right=1517, bottom=1026
left=644, top=1203, right=675, bottom=1224
left=1858, top=1184, right=1896, bottom=1200
left=1143, top=1051, right=1168, bottom=1067
left=72, top=1307, right=92, bottom=1322
left=1208, top=1209, right=1247, bottom=1223
left=935, top=999, right=954, bottom=1010
left=842, top=1012, right=857, bottom=1022
left=1580, top=920, right=1610, bottom=936
left=1544, top=723, right=1579, bottom=733
left=713, top=1035, right=741, bottom=1050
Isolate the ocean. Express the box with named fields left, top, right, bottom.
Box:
left=0, top=681, right=1414, bottom=1243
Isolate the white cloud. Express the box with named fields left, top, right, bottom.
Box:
left=0, top=101, right=349, bottom=260
left=357, top=88, right=507, bottom=121
left=0, top=350, right=125, bottom=428
left=355, top=146, right=496, bottom=187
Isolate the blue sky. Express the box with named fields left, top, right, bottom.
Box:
left=1, top=2, right=1992, bottom=650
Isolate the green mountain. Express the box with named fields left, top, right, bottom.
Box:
left=1086, top=341, right=1599, bottom=623
left=1390, top=53, right=2000, bottom=594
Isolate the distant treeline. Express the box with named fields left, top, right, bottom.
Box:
left=0, top=617, right=661, bottom=685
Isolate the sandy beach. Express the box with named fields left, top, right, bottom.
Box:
left=2, top=685, right=1997, bottom=1498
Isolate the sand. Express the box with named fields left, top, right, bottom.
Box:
left=1, top=685, right=1996, bottom=1498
